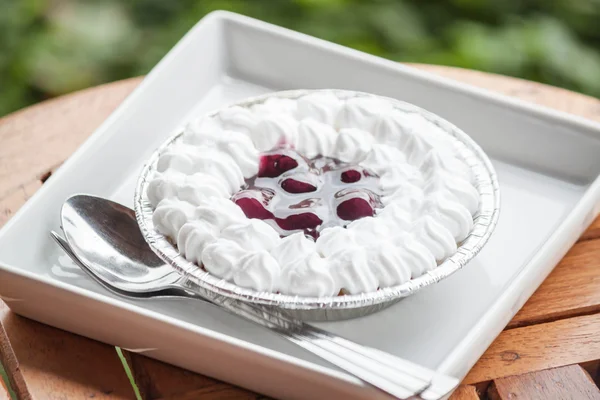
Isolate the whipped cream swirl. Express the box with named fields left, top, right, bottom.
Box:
left=297, top=92, right=342, bottom=125
left=295, top=119, right=338, bottom=159
left=280, top=254, right=336, bottom=297
left=157, top=144, right=244, bottom=193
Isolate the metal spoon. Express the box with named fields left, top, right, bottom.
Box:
left=51, top=194, right=458, bottom=400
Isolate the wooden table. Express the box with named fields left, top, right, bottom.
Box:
left=1, top=65, right=600, bottom=400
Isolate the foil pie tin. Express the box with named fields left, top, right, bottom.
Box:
left=134, top=89, right=500, bottom=321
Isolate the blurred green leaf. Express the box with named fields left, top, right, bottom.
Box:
left=448, top=21, right=527, bottom=73
left=1, top=0, right=600, bottom=117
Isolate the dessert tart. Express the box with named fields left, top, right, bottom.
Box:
left=135, top=90, right=499, bottom=319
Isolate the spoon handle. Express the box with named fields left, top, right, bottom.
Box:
left=176, top=278, right=458, bottom=400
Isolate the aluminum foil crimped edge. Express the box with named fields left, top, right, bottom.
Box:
left=133, top=89, right=500, bottom=321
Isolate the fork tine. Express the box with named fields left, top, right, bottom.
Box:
left=50, top=230, right=71, bottom=254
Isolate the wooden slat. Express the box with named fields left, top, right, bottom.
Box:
left=488, top=365, right=600, bottom=400
left=124, top=353, right=260, bottom=400
left=0, top=77, right=140, bottom=204
left=508, top=240, right=600, bottom=328
left=154, top=386, right=261, bottom=400
left=581, top=216, right=600, bottom=242
left=0, top=377, right=10, bottom=400
left=584, top=360, right=600, bottom=387
left=449, top=385, right=480, bottom=400
left=0, top=302, right=135, bottom=399
left=465, top=313, right=600, bottom=384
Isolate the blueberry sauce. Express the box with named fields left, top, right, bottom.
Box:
left=231, top=147, right=382, bottom=240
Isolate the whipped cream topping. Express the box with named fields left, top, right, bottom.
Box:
left=367, top=242, right=412, bottom=288
left=147, top=172, right=229, bottom=207
left=295, top=119, right=338, bottom=159
left=411, top=216, right=458, bottom=261
left=183, top=130, right=259, bottom=178
left=372, top=111, right=414, bottom=144
left=201, top=239, right=246, bottom=280
left=217, top=107, right=256, bottom=133
left=361, top=144, right=407, bottom=174
left=297, top=92, right=341, bottom=125
left=315, top=226, right=359, bottom=257
left=157, top=144, right=244, bottom=193
left=280, top=253, right=336, bottom=297
left=251, top=114, right=298, bottom=152
left=380, top=164, right=423, bottom=194
left=271, top=233, right=316, bottom=267
left=177, top=221, right=218, bottom=265
left=336, top=96, right=393, bottom=131
left=333, top=128, right=374, bottom=163
left=148, top=91, right=481, bottom=296
left=347, top=217, right=395, bottom=246
left=194, top=197, right=247, bottom=231
left=330, top=249, right=379, bottom=294
left=220, top=219, right=280, bottom=251
left=234, top=251, right=280, bottom=292
left=152, top=199, right=196, bottom=239
left=424, top=172, right=479, bottom=215
left=391, top=233, right=437, bottom=278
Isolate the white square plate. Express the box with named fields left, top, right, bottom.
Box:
left=1, top=11, right=600, bottom=399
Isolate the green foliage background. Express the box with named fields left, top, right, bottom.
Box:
left=2, top=0, right=600, bottom=116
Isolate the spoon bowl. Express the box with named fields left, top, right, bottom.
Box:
left=61, top=195, right=182, bottom=293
